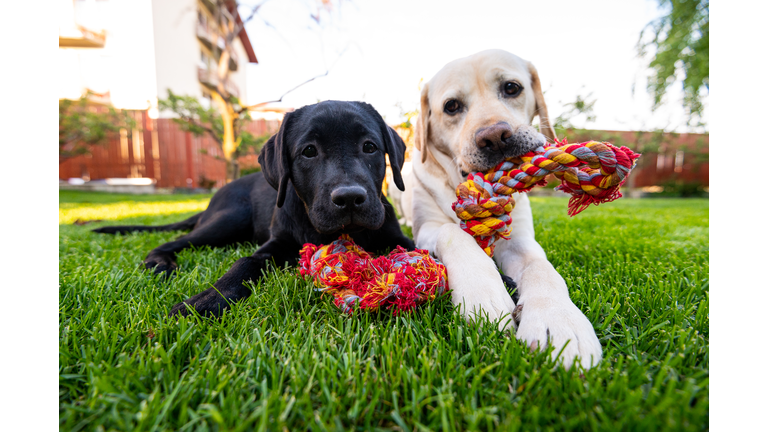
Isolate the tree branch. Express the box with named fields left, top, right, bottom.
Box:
left=241, top=70, right=329, bottom=112
left=178, top=113, right=222, bottom=146
left=240, top=43, right=350, bottom=113
left=227, top=0, right=271, bottom=44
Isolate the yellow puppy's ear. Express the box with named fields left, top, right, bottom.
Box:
left=527, top=62, right=557, bottom=143
left=414, top=83, right=430, bottom=164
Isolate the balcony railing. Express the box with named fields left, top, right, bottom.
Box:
left=196, top=22, right=238, bottom=71
left=59, top=24, right=106, bottom=48
left=197, top=67, right=240, bottom=98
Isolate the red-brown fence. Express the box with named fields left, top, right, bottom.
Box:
left=61, top=118, right=707, bottom=190
left=59, top=110, right=280, bottom=188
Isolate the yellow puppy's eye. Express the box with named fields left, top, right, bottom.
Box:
left=444, top=99, right=461, bottom=114
left=504, top=82, right=523, bottom=97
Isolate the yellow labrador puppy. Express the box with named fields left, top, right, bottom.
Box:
left=399, top=49, right=602, bottom=369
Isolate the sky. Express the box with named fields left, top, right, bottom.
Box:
left=241, top=0, right=707, bottom=133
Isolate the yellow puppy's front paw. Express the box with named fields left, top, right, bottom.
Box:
left=435, top=224, right=517, bottom=332
left=515, top=295, right=602, bottom=370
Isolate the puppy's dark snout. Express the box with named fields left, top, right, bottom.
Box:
left=331, top=186, right=367, bottom=210
left=475, top=122, right=513, bottom=151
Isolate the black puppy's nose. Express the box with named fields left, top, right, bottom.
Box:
left=331, top=186, right=367, bottom=210
left=475, top=122, right=513, bottom=151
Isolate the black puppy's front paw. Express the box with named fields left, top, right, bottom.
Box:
left=144, top=255, right=178, bottom=278
left=169, top=287, right=230, bottom=318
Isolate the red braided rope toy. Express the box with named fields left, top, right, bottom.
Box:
left=299, top=235, right=448, bottom=314
left=453, top=140, right=641, bottom=257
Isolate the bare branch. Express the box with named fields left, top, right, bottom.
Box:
left=239, top=0, right=270, bottom=25
left=228, top=0, right=272, bottom=43
left=241, top=71, right=328, bottom=112
left=240, top=44, right=351, bottom=113
left=250, top=13, right=293, bottom=49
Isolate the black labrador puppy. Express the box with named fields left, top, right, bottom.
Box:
left=94, top=100, right=415, bottom=317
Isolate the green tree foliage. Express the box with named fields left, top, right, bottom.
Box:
left=638, top=0, right=709, bottom=125
left=238, top=130, right=272, bottom=154
left=553, top=92, right=597, bottom=134
left=159, top=90, right=223, bottom=142
left=58, top=93, right=135, bottom=164
left=158, top=89, right=260, bottom=162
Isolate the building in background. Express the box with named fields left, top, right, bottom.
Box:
left=59, top=0, right=278, bottom=189
left=59, top=0, right=256, bottom=111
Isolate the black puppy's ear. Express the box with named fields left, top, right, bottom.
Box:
left=258, top=111, right=293, bottom=208
left=356, top=102, right=407, bottom=191
left=383, top=126, right=406, bottom=191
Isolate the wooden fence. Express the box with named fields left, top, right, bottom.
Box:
left=61, top=116, right=707, bottom=190
left=59, top=110, right=280, bottom=188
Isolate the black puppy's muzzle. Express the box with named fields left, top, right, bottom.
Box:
left=309, top=183, right=384, bottom=234
left=330, top=186, right=367, bottom=211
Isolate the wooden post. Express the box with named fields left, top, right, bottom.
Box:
left=185, top=131, right=196, bottom=188
left=142, top=110, right=155, bottom=181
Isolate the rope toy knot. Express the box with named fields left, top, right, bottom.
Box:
left=299, top=235, right=449, bottom=314
left=452, top=139, right=640, bottom=257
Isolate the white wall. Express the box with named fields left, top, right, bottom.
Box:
left=151, top=0, right=202, bottom=113
left=58, top=0, right=159, bottom=110
left=58, top=0, right=251, bottom=112
left=107, top=0, right=159, bottom=110
left=57, top=0, right=82, bottom=100
left=58, top=48, right=87, bottom=100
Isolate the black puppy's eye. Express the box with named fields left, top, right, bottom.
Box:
left=363, top=142, right=377, bottom=153
left=444, top=99, right=461, bottom=115
left=302, top=145, right=318, bottom=158
left=503, top=82, right=523, bottom=97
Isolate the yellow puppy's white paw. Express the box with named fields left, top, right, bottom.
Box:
left=435, top=224, right=516, bottom=332
left=514, top=295, right=602, bottom=370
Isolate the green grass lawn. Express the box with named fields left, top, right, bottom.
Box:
left=59, top=191, right=709, bottom=431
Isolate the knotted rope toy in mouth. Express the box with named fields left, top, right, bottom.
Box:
left=453, top=140, right=641, bottom=257
left=299, top=235, right=448, bottom=314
